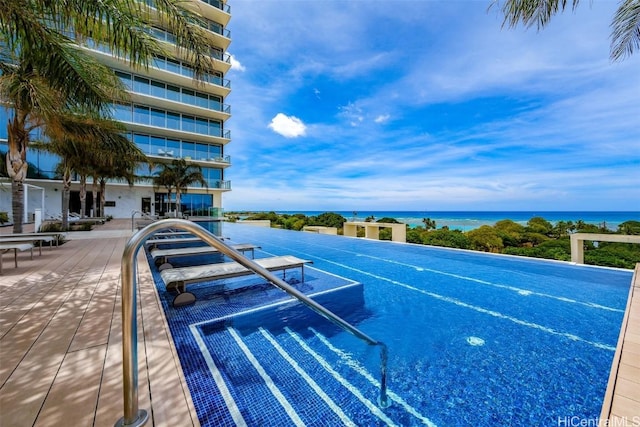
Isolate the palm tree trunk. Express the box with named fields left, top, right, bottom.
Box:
left=176, top=190, right=182, bottom=216
left=62, top=166, right=71, bottom=231
left=11, top=180, right=24, bottom=233
left=6, top=116, right=29, bottom=233
left=79, top=174, right=87, bottom=218
left=91, top=177, right=98, bottom=217
left=100, top=178, right=106, bottom=218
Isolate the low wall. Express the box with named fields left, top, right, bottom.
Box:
left=303, top=226, right=338, bottom=235
left=570, top=233, right=640, bottom=263
left=343, top=221, right=406, bottom=243
left=239, top=220, right=271, bottom=227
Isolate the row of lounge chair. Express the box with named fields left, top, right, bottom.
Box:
left=0, top=232, right=65, bottom=274
left=146, top=231, right=312, bottom=307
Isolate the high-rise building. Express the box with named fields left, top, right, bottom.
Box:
left=0, top=0, right=232, bottom=220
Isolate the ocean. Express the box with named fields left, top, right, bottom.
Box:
left=273, top=211, right=639, bottom=232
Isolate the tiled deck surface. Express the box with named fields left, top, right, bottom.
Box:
left=0, top=219, right=638, bottom=426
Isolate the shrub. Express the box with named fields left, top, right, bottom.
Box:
left=38, top=222, right=67, bottom=246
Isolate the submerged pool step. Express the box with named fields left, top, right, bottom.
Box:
left=197, top=321, right=436, bottom=426
left=301, top=327, right=437, bottom=427
left=194, top=324, right=295, bottom=426
left=269, top=326, right=397, bottom=426
left=235, top=327, right=357, bottom=426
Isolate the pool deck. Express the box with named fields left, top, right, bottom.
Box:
left=0, top=219, right=638, bottom=426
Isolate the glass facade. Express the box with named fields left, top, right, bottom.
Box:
left=116, top=71, right=229, bottom=113
left=1, top=1, right=231, bottom=218
left=112, top=103, right=228, bottom=139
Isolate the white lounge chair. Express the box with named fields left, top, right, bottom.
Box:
left=160, top=255, right=313, bottom=307
left=0, top=235, right=57, bottom=256
left=145, top=237, right=204, bottom=249
left=0, top=242, right=34, bottom=274
left=151, top=243, right=261, bottom=268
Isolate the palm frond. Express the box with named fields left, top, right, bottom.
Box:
left=491, top=0, right=582, bottom=29
left=610, top=0, right=640, bottom=61
left=147, top=0, right=218, bottom=79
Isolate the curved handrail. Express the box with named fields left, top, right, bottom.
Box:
left=116, top=218, right=388, bottom=426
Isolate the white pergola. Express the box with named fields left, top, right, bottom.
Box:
left=0, top=181, right=45, bottom=224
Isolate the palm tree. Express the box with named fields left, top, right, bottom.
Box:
left=94, top=150, right=149, bottom=219
left=1, top=0, right=218, bottom=232
left=152, top=166, right=178, bottom=216
left=422, top=217, right=437, bottom=230
left=153, top=159, right=207, bottom=216
left=37, top=113, right=148, bottom=229
left=493, top=0, right=640, bottom=61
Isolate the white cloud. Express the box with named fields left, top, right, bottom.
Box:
left=268, top=113, right=307, bottom=138
left=229, top=54, right=246, bottom=72
left=374, top=114, right=390, bottom=123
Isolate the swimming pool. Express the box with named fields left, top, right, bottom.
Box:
left=147, top=222, right=632, bottom=426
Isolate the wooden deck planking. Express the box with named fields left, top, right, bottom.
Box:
left=601, top=264, right=640, bottom=425
left=0, top=221, right=200, bottom=427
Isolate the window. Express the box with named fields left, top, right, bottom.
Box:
left=167, top=85, right=181, bottom=102
left=182, top=89, right=195, bottom=106
left=150, top=136, right=166, bottom=156
left=150, top=108, right=165, bottom=127
left=133, top=76, right=150, bottom=95
left=196, top=118, right=209, bottom=135
left=209, top=120, right=221, bottom=137
left=166, top=58, right=180, bottom=74
left=182, top=141, right=195, bottom=159
left=167, top=112, right=180, bottom=130
left=150, top=80, right=165, bottom=98
left=209, top=95, right=222, bottom=111
left=112, top=103, right=131, bottom=122
left=116, top=71, right=132, bottom=90
left=195, top=143, right=209, bottom=160
left=133, top=105, right=150, bottom=125
left=133, top=133, right=150, bottom=153
left=166, top=139, right=180, bottom=157
left=196, top=92, right=209, bottom=109
left=182, top=115, right=196, bottom=133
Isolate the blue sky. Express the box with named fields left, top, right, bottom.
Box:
left=222, top=1, right=640, bottom=212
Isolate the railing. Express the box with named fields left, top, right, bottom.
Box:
left=116, top=218, right=388, bottom=426
left=199, top=0, right=230, bottom=13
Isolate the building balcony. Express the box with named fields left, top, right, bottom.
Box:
left=87, top=41, right=232, bottom=95
left=125, top=122, right=231, bottom=145
left=146, top=152, right=231, bottom=169
left=129, top=93, right=230, bottom=122
left=144, top=0, right=231, bottom=26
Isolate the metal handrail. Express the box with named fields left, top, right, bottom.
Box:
left=116, top=219, right=388, bottom=426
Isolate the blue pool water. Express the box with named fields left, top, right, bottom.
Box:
left=146, top=222, right=632, bottom=426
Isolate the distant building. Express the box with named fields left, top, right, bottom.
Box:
left=0, top=0, right=232, bottom=220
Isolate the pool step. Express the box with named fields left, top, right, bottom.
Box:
left=198, top=324, right=435, bottom=426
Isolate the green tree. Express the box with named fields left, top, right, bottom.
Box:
left=552, top=220, right=575, bottom=238
left=153, top=159, right=207, bottom=216
left=422, top=217, right=437, bottom=230
left=618, top=220, right=640, bottom=235
left=377, top=217, right=401, bottom=224
left=494, top=219, right=526, bottom=247
left=152, top=165, right=178, bottom=215
left=526, top=216, right=553, bottom=235
left=494, top=0, right=640, bottom=61
left=1, top=0, right=218, bottom=232
left=37, top=114, right=146, bottom=228
left=467, top=225, right=504, bottom=252
left=308, top=212, right=347, bottom=229
left=423, top=229, right=470, bottom=249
